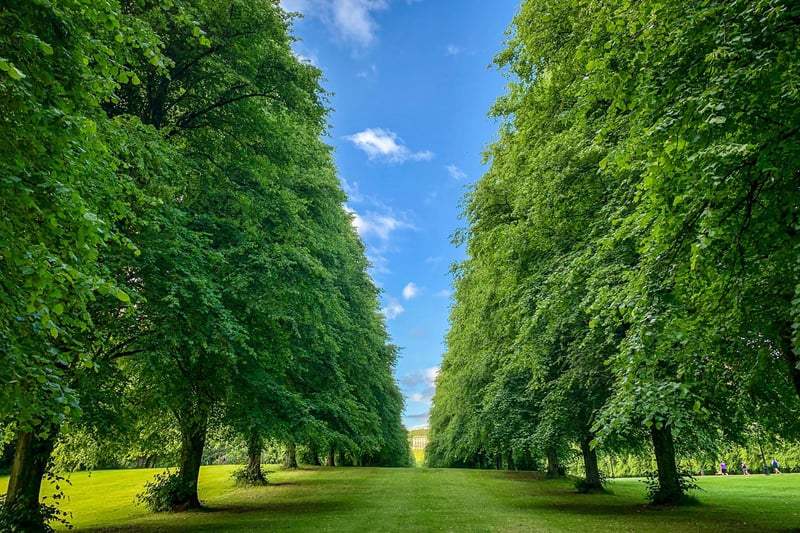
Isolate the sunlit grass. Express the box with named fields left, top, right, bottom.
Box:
left=412, top=448, right=425, bottom=466
left=1, top=467, right=798, bottom=531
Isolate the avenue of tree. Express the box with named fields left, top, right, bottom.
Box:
left=0, top=1, right=410, bottom=530
left=428, top=0, right=800, bottom=504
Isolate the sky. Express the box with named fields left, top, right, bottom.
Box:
left=279, top=0, right=519, bottom=429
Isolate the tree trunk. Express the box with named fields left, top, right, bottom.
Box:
left=650, top=424, right=682, bottom=505
left=176, top=411, right=208, bottom=510
left=478, top=451, right=487, bottom=469
left=546, top=448, right=560, bottom=478
left=5, top=429, right=57, bottom=530
left=495, top=454, right=503, bottom=470
left=284, top=441, right=298, bottom=469
left=580, top=435, right=602, bottom=490
left=309, top=446, right=322, bottom=466
left=326, top=447, right=336, bottom=467
left=506, top=450, right=515, bottom=471
left=246, top=433, right=265, bottom=483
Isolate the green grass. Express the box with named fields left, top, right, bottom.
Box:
left=1, top=467, right=799, bottom=531
left=412, top=448, right=425, bottom=466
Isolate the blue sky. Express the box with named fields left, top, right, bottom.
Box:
left=279, top=0, right=518, bottom=429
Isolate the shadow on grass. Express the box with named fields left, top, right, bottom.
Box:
left=514, top=497, right=787, bottom=532
left=78, top=498, right=352, bottom=532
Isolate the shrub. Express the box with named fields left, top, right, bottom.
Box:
left=0, top=492, right=72, bottom=532
left=135, top=470, right=195, bottom=512
left=574, top=471, right=608, bottom=494
left=231, top=467, right=268, bottom=487
left=642, top=470, right=701, bottom=505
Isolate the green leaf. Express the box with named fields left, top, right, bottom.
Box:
left=7, top=64, right=25, bottom=80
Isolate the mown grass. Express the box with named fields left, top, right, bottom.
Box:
left=412, top=448, right=425, bottom=466
left=1, top=467, right=798, bottom=531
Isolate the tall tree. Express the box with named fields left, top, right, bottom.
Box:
left=0, top=2, right=164, bottom=527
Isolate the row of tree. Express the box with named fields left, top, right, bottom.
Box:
left=1, top=1, right=410, bottom=529
left=428, top=0, right=800, bottom=504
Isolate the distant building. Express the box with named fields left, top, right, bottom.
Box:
left=412, top=435, right=428, bottom=450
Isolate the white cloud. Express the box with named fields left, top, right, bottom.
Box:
left=409, top=391, right=434, bottom=402
left=348, top=209, right=412, bottom=241
left=424, top=367, right=439, bottom=382
left=341, top=179, right=363, bottom=203
left=334, top=0, right=388, bottom=47
left=402, top=282, right=419, bottom=300
left=436, top=289, right=451, bottom=298
left=344, top=202, right=415, bottom=279
left=381, top=297, right=404, bottom=320
left=295, top=52, right=319, bottom=66
left=401, top=367, right=439, bottom=410
left=346, top=128, right=434, bottom=163
left=446, top=44, right=461, bottom=56
left=401, top=367, right=439, bottom=387
left=446, top=164, right=467, bottom=180
left=281, top=0, right=388, bottom=48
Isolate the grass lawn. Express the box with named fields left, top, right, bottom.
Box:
left=1, top=467, right=798, bottom=531
left=412, top=448, right=425, bottom=466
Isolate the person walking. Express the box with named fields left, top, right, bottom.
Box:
left=741, top=462, right=749, bottom=476
left=720, top=461, right=728, bottom=475
left=772, top=458, right=781, bottom=474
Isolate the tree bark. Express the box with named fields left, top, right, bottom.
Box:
left=284, top=441, right=298, bottom=469
left=506, top=450, right=515, bottom=471
left=176, top=410, right=208, bottom=510
left=309, top=446, right=322, bottom=466
left=5, top=429, right=57, bottom=530
left=546, top=448, right=560, bottom=478
left=580, top=435, right=602, bottom=490
left=246, top=433, right=265, bottom=483
left=326, top=447, right=336, bottom=467
left=650, top=424, right=682, bottom=505
left=478, top=450, right=487, bottom=469
left=495, top=454, right=503, bottom=470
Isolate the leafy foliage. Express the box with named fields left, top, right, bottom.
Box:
left=135, top=470, right=196, bottom=513
left=642, top=470, right=701, bottom=506
left=430, top=0, right=800, bottom=507
left=231, top=467, right=268, bottom=487
left=1, top=0, right=410, bottom=525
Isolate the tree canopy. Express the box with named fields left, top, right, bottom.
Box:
left=1, top=1, right=410, bottom=529
left=429, top=0, right=800, bottom=505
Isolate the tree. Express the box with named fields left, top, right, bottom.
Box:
left=0, top=2, right=164, bottom=527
